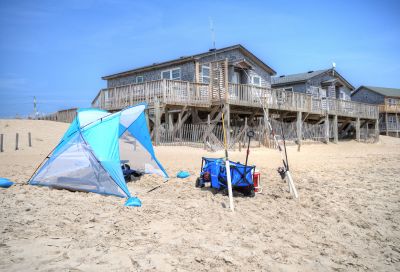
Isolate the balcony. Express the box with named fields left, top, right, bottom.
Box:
left=227, top=83, right=379, bottom=119
left=91, top=79, right=379, bottom=119
left=92, top=79, right=211, bottom=110
left=378, top=104, right=400, bottom=114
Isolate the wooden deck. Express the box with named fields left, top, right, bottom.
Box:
left=379, top=104, right=400, bottom=114
left=91, top=79, right=379, bottom=120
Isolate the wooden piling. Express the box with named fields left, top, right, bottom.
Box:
left=15, top=133, right=19, bottom=150
left=28, top=132, right=32, bottom=147
left=0, top=134, right=3, bottom=152
left=333, top=115, right=338, bottom=144
left=296, top=111, right=302, bottom=148
left=374, top=119, right=379, bottom=142
left=324, top=114, right=330, bottom=144
left=385, top=112, right=389, bottom=136
left=154, top=101, right=160, bottom=146
left=356, top=117, right=361, bottom=142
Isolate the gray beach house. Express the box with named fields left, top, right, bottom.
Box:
left=351, top=86, right=400, bottom=137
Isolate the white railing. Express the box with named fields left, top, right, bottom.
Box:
left=92, top=79, right=211, bottom=110
left=91, top=80, right=379, bottom=119
left=227, top=83, right=378, bottom=119
left=379, top=104, right=400, bottom=113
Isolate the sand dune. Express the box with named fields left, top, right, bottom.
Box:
left=0, top=119, right=399, bottom=271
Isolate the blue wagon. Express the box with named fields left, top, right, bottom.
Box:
left=196, top=157, right=255, bottom=197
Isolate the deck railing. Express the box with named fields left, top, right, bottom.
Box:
left=92, top=79, right=211, bottom=110
left=378, top=104, right=400, bottom=113
left=92, top=80, right=378, bottom=119
left=227, top=83, right=379, bottom=119
left=380, top=122, right=400, bottom=132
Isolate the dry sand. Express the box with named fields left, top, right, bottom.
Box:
left=0, top=119, right=399, bottom=271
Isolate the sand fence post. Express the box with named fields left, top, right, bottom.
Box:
left=0, top=134, right=3, bottom=152
left=28, top=132, right=32, bottom=147
left=15, top=133, right=19, bottom=150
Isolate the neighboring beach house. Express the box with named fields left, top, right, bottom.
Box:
left=91, top=44, right=379, bottom=148
left=351, top=86, right=400, bottom=137
left=271, top=69, right=354, bottom=101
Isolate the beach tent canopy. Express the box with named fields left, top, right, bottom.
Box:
left=29, top=103, right=168, bottom=205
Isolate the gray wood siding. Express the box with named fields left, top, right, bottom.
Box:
left=107, top=62, right=195, bottom=88
left=106, top=48, right=272, bottom=88
left=351, top=88, right=385, bottom=104
left=273, top=71, right=352, bottom=100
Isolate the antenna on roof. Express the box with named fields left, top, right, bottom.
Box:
left=209, top=17, right=216, bottom=51
left=332, top=62, right=336, bottom=76
left=33, top=96, right=37, bottom=119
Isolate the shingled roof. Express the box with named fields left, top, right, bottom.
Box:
left=102, top=44, right=276, bottom=80
left=352, top=86, right=400, bottom=98
left=271, top=69, right=328, bottom=85
left=271, top=68, right=354, bottom=90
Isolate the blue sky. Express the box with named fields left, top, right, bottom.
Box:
left=0, top=0, right=399, bottom=117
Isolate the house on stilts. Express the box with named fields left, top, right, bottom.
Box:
left=91, top=44, right=380, bottom=149
left=351, top=86, right=400, bottom=138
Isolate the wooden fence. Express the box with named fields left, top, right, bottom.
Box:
left=157, top=118, right=362, bottom=151
left=38, top=108, right=77, bottom=123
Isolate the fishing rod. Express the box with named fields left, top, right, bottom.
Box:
left=210, top=19, right=234, bottom=211
left=238, top=67, right=298, bottom=198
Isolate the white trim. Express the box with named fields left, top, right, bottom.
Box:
left=252, top=76, right=261, bottom=86
left=136, top=76, right=144, bottom=83
left=201, top=64, right=210, bottom=84
left=387, top=98, right=398, bottom=105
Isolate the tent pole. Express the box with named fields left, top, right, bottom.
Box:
left=27, top=143, right=60, bottom=183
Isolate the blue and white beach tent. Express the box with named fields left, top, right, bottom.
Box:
left=29, top=103, right=168, bottom=206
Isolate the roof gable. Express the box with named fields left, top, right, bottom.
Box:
left=271, top=70, right=327, bottom=85
left=352, top=86, right=400, bottom=98
left=272, top=68, right=354, bottom=90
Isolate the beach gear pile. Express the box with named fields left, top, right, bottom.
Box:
left=29, top=103, right=168, bottom=206
left=195, top=157, right=255, bottom=197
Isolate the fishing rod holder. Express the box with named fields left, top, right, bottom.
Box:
left=246, top=130, right=255, bottom=138
left=277, top=166, right=286, bottom=180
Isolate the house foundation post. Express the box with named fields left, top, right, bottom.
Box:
left=168, top=112, right=174, bottom=131
left=374, top=118, right=379, bottom=142
left=324, top=114, right=330, bottom=143
left=385, top=112, right=389, bottom=136
left=356, top=117, right=361, bottom=142
left=178, top=112, right=182, bottom=143
left=154, top=100, right=160, bottom=146
left=296, top=111, right=302, bottom=147
left=164, top=107, right=169, bottom=129
left=224, top=104, right=230, bottom=147
left=264, top=108, right=270, bottom=147
left=396, top=113, right=399, bottom=138
left=333, top=115, right=338, bottom=144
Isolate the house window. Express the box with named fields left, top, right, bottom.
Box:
left=339, top=91, right=345, bottom=100
left=161, top=68, right=181, bottom=80
left=388, top=98, right=397, bottom=105
left=136, top=76, right=144, bottom=83
left=284, top=87, right=293, bottom=92
left=252, top=76, right=261, bottom=86
left=201, top=65, right=210, bottom=84
left=388, top=116, right=396, bottom=123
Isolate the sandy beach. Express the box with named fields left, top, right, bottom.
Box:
left=0, top=119, right=399, bottom=271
